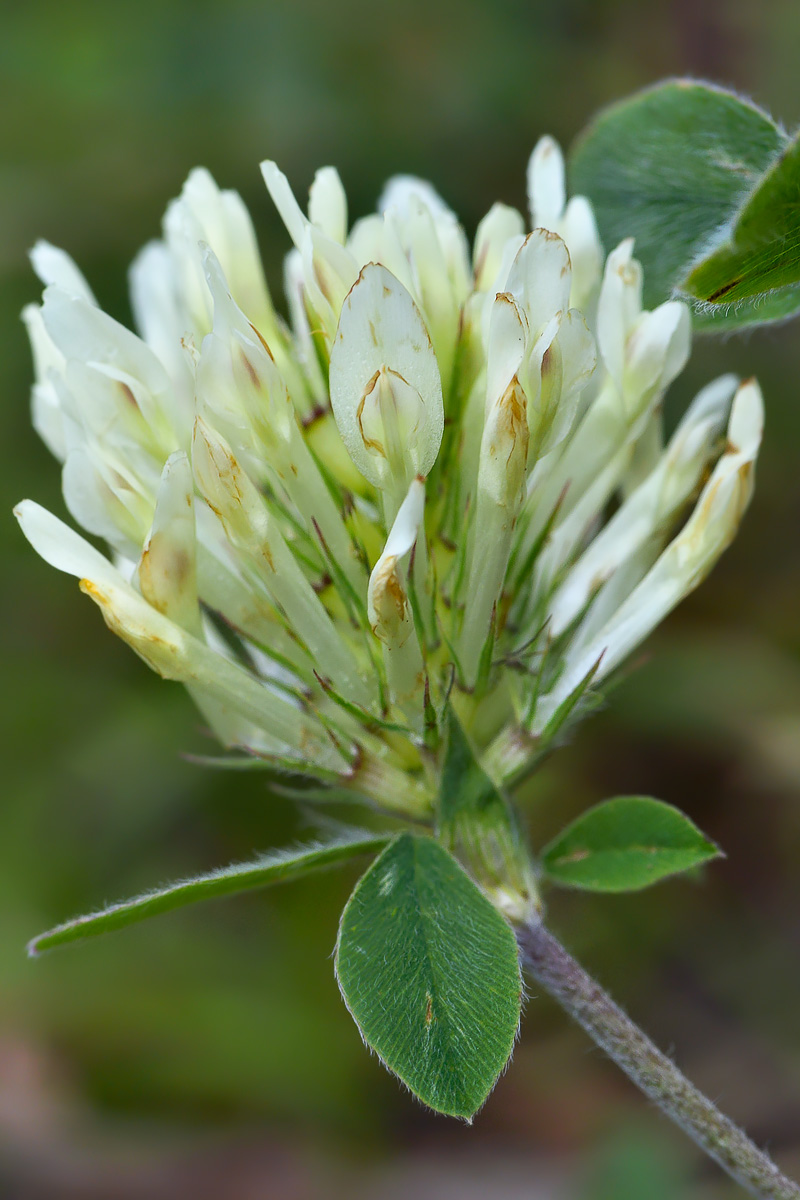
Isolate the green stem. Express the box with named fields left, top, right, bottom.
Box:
left=516, top=920, right=800, bottom=1200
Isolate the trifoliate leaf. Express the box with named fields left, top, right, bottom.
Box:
left=335, top=832, right=521, bottom=1119
left=541, top=796, right=721, bottom=892
left=29, top=832, right=389, bottom=955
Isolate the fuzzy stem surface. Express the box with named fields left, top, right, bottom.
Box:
left=516, top=920, right=800, bottom=1200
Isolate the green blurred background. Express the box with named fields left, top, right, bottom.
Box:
left=2, top=1, right=800, bottom=1195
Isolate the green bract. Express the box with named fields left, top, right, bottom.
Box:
left=17, top=133, right=759, bottom=1116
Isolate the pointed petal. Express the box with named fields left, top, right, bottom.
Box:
left=474, top=203, right=526, bottom=292
left=308, top=166, right=348, bottom=244
left=596, top=238, right=641, bottom=392
left=30, top=241, right=96, bottom=303
left=15, top=501, right=346, bottom=765
left=527, top=136, right=566, bottom=231
left=261, top=159, right=310, bottom=248
left=505, top=229, right=572, bottom=338
left=486, top=292, right=527, bottom=411
left=536, top=379, right=763, bottom=728
left=368, top=478, right=425, bottom=644
left=561, top=196, right=603, bottom=308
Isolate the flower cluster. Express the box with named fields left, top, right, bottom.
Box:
left=16, top=137, right=762, bottom=818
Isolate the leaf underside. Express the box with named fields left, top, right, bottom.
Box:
left=570, top=78, right=800, bottom=330
left=683, top=130, right=800, bottom=306
left=335, top=832, right=522, bottom=1119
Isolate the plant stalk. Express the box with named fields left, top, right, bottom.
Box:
left=516, top=920, right=800, bottom=1200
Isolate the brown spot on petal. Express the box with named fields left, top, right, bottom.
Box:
left=239, top=346, right=261, bottom=389
left=357, top=371, right=387, bottom=457
left=495, top=291, right=518, bottom=309
left=119, top=382, right=139, bottom=410
left=302, top=404, right=328, bottom=429
left=248, top=322, right=275, bottom=360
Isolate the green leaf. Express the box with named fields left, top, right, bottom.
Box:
left=29, top=832, right=390, bottom=955
left=335, top=832, right=521, bottom=1119
left=682, top=130, right=800, bottom=306
left=541, top=796, right=721, bottom=892
left=570, top=79, right=797, bottom=329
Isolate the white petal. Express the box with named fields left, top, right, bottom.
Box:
left=346, top=214, right=416, bottom=290
left=192, top=418, right=371, bottom=706
left=261, top=160, right=308, bottom=249
left=378, top=175, right=455, bottom=222
left=367, top=480, right=426, bottom=708
left=548, top=374, right=737, bottom=635
left=381, top=476, right=426, bottom=560
left=15, top=502, right=340, bottom=762
left=627, top=301, right=691, bottom=403
left=282, top=248, right=327, bottom=402
left=138, top=451, right=201, bottom=634
left=527, top=310, right=596, bottom=457
left=62, top=447, right=147, bottom=553
left=129, top=240, right=195, bottom=414
left=556, top=308, right=597, bottom=407
left=561, top=196, right=603, bottom=309
left=41, top=287, right=174, bottom=419
left=535, top=379, right=763, bottom=729
left=486, top=292, right=527, bottom=411
left=473, top=203, right=526, bottom=292
left=23, top=303, right=68, bottom=460
left=165, top=168, right=276, bottom=342
left=329, top=264, right=444, bottom=493
left=15, top=498, right=121, bottom=584
left=505, top=229, right=572, bottom=338
left=308, top=166, right=348, bottom=244
left=596, top=238, right=640, bottom=392
left=527, top=136, right=566, bottom=231
left=30, top=241, right=96, bottom=303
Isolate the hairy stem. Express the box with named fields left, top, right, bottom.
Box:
left=516, top=920, right=800, bottom=1200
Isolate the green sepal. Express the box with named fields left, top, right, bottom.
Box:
left=335, top=832, right=522, bottom=1120
left=541, top=796, right=721, bottom=892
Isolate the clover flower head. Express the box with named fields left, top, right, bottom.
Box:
left=16, top=137, right=762, bottom=850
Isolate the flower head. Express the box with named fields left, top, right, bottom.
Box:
left=16, top=137, right=762, bottom=820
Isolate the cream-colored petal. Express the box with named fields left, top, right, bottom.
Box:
left=527, top=136, right=566, bottom=231
left=308, top=166, right=348, bottom=244
left=138, top=451, right=201, bottom=635
left=30, top=241, right=96, bottom=303
left=329, top=264, right=444, bottom=496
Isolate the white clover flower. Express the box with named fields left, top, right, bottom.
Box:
left=15, top=138, right=762, bottom=815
